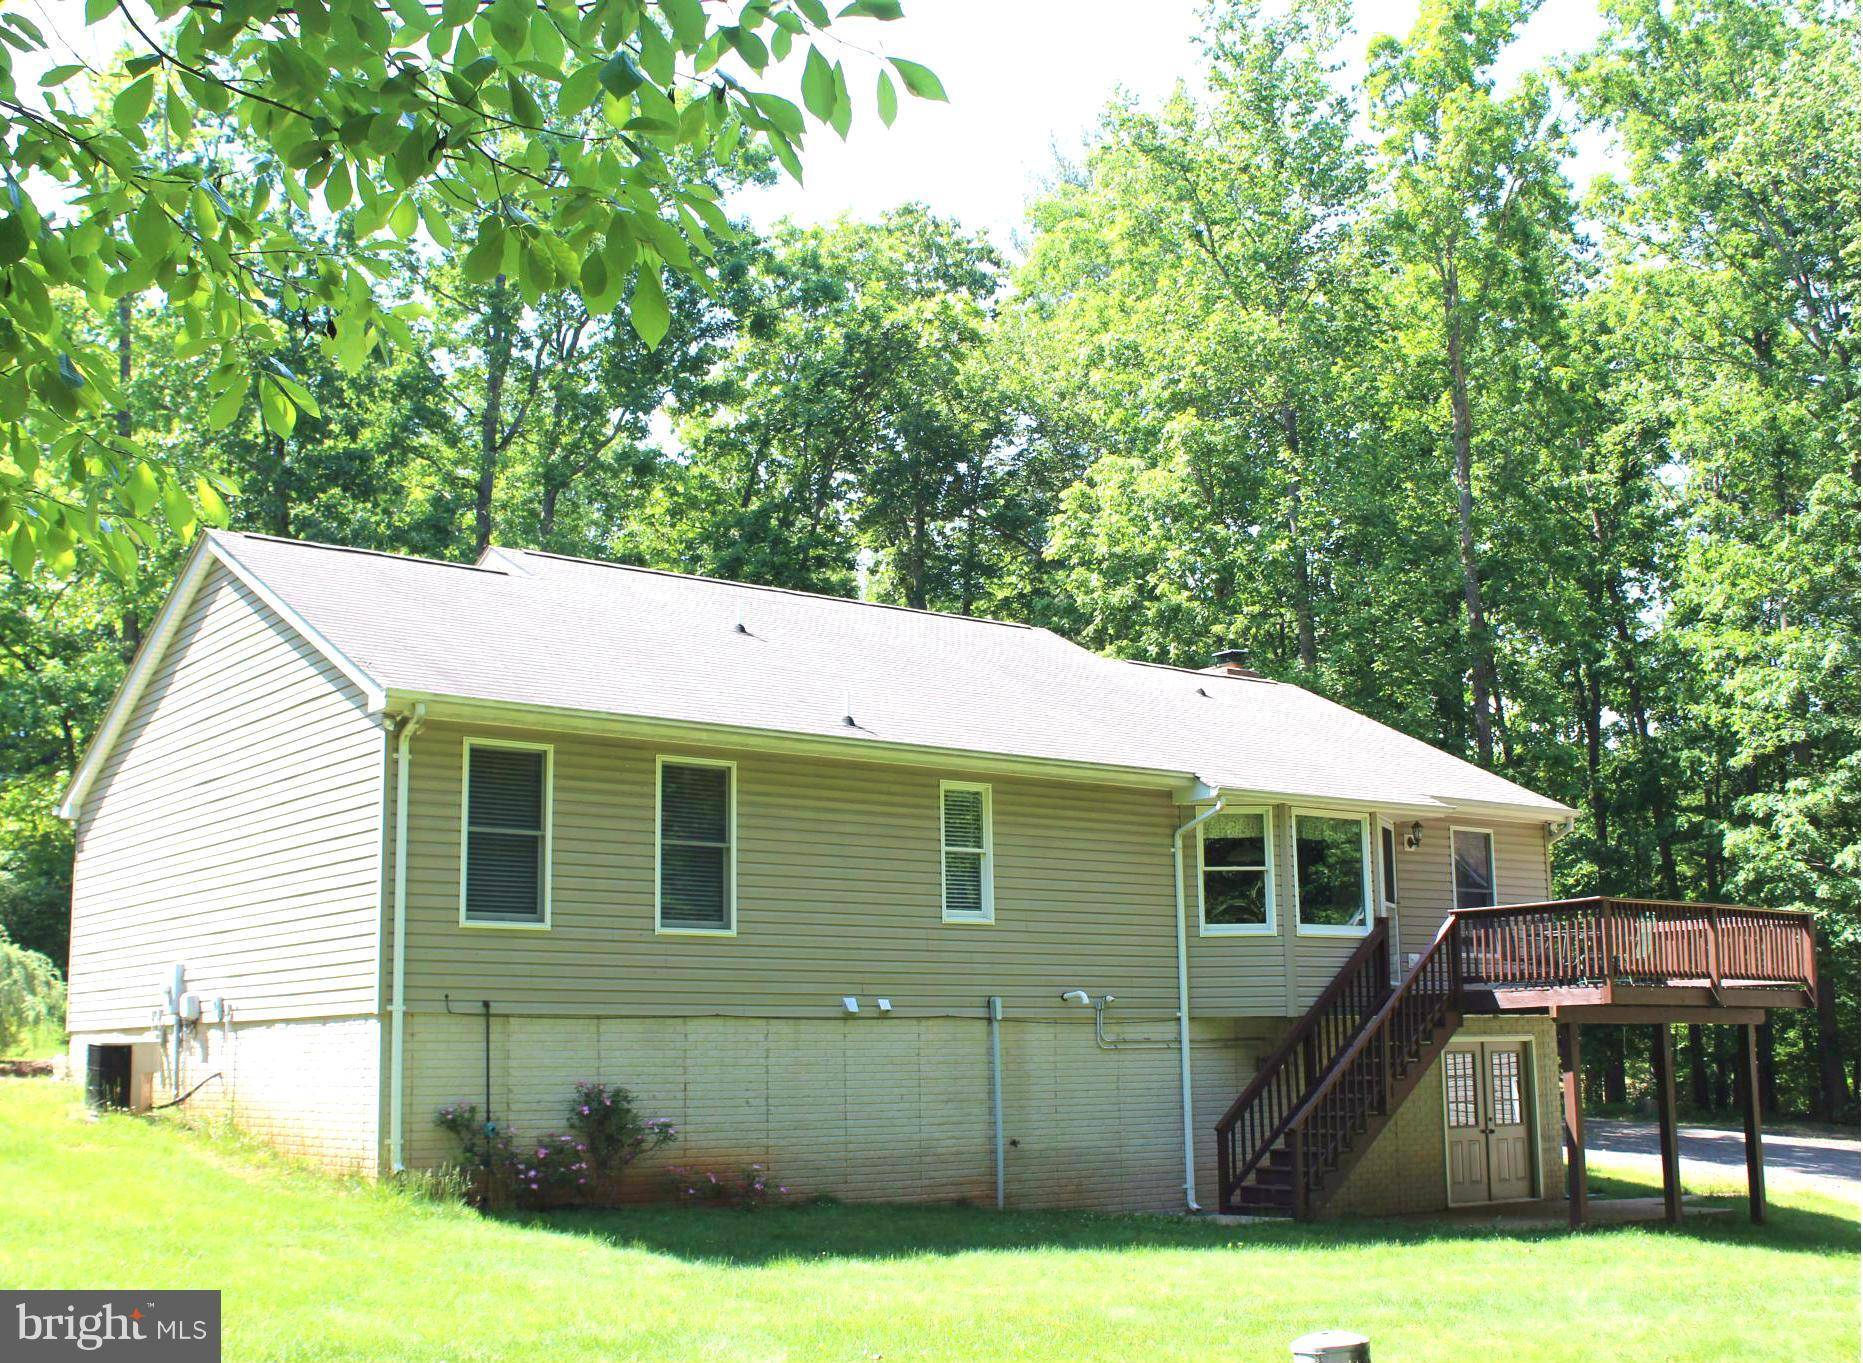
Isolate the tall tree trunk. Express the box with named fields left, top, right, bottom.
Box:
left=116, top=297, right=140, bottom=662
left=1757, top=1017, right=1778, bottom=1116
left=474, top=278, right=513, bottom=558
left=1579, top=662, right=1606, bottom=853
left=1602, top=1028, right=1628, bottom=1106
left=1279, top=406, right=1317, bottom=673
left=1442, top=261, right=1498, bottom=765
left=1686, top=1024, right=1711, bottom=1108
left=262, top=433, right=291, bottom=538
left=1814, top=956, right=1852, bottom=1121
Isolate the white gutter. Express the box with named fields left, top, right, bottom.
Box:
left=1171, top=796, right=1225, bottom=1212
left=387, top=702, right=427, bottom=1172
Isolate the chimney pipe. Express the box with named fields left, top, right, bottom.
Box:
left=1210, top=649, right=1261, bottom=680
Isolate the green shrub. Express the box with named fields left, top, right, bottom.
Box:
left=0, top=929, right=64, bottom=1057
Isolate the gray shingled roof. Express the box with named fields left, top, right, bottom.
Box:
left=209, top=531, right=1571, bottom=816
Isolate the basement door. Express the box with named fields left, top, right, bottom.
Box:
left=1443, top=1041, right=1535, bottom=1205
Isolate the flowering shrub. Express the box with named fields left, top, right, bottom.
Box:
left=435, top=1085, right=677, bottom=1210
left=569, top=1082, right=677, bottom=1174
left=666, top=1163, right=789, bottom=1210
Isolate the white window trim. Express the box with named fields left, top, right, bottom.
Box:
left=655, top=755, right=739, bottom=936
left=1292, top=808, right=1374, bottom=938
left=1449, top=825, right=1498, bottom=913
left=1197, top=804, right=1277, bottom=937
left=939, top=780, right=994, bottom=924
left=458, top=737, right=553, bottom=930
left=1378, top=816, right=1400, bottom=910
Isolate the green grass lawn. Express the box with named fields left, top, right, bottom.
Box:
left=1, top=1079, right=1855, bottom=1362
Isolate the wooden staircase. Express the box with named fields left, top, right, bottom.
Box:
left=1215, top=918, right=1462, bottom=1218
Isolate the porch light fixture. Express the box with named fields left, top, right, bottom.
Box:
left=1404, top=821, right=1424, bottom=851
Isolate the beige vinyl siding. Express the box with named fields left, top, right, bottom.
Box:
left=66, top=563, right=386, bottom=1031
left=395, top=721, right=1186, bottom=1019
left=1388, top=815, right=1552, bottom=965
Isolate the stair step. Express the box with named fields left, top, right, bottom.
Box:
left=1229, top=1184, right=1294, bottom=1215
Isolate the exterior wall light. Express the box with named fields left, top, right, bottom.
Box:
left=1404, top=821, right=1425, bottom=851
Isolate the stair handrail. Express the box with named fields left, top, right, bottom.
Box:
left=1284, top=915, right=1462, bottom=1215
left=1214, top=918, right=1390, bottom=1204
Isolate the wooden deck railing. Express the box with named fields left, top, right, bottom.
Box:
left=1285, top=918, right=1461, bottom=1217
left=1452, top=896, right=1817, bottom=994
left=1214, top=920, right=1390, bottom=1210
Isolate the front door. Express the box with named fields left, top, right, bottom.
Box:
left=1444, top=1041, right=1535, bottom=1204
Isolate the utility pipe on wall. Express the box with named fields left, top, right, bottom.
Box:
left=987, top=996, right=1004, bottom=1210
left=1171, top=797, right=1225, bottom=1212
left=387, top=703, right=426, bottom=1172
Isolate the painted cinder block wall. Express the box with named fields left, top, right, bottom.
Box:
left=400, top=1013, right=1286, bottom=1211
left=1325, top=1016, right=1564, bottom=1218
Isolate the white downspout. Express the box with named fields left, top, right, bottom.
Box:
left=1172, top=796, right=1225, bottom=1212
left=388, top=703, right=427, bottom=1172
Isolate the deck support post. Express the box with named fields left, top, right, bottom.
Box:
left=1651, top=1024, right=1682, bottom=1224
left=1737, top=1022, right=1766, bottom=1224
left=1558, top=1021, right=1587, bottom=1228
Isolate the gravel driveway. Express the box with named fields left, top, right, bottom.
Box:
left=1587, top=1117, right=1860, bottom=1199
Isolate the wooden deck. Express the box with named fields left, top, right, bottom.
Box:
left=1451, top=896, right=1816, bottom=1023
left=1212, top=894, right=1819, bottom=1224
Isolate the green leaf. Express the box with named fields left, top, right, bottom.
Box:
left=628, top=258, right=670, bottom=346
left=124, top=462, right=159, bottom=517
left=485, top=0, right=530, bottom=52
left=464, top=216, right=506, bottom=281
left=161, top=478, right=197, bottom=537
left=839, top=0, right=904, bottom=17
left=661, top=0, right=706, bottom=50
left=599, top=51, right=646, bottom=101
left=801, top=46, right=835, bottom=121
left=876, top=69, right=897, bottom=126
left=190, top=184, right=221, bottom=238
left=195, top=476, right=229, bottom=527
left=113, top=74, right=156, bottom=130
left=207, top=379, right=247, bottom=431
left=83, top=0, right=114, bottom=23
left=638, top=20, right=675, bottom=86
left=7, top=521, right=32, bottom=577
left=796, top=0, right=832, bottom=25
left=888, top=57, right=945, bottom=101
left=506, top=73, right=543, bottom=127
left=728, top=26, right=768, bottom=71
left=0, top=215, right=28, bottom=267
left=560, top=63, right=605, bottom=117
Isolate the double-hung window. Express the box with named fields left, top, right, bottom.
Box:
left=1199, top=807, right=1274, bottom=934
left=461, top=740, right=551, bottom=927
left=1452, top=828, right=1496, bottom=911
left=658, top=759, right=736, bottom=933
left=940, top=782, right=993, bottom=922
left=1293, top=811, right=1372, bottom=935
